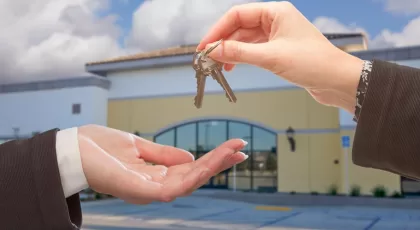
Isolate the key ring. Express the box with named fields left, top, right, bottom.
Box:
left=203, top=39, right=223, bottom=57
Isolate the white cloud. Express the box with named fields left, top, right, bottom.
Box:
left=377, top=0, right=420, bottom=15
left=312, top=17, right=368, bottom=35
left=3, top=0, right=420, bottom=83
left=313, top=15, right=420, bottom=49
left=0, top=0, right=124, bottom=83
left=126, top=0, right=256, bottom=52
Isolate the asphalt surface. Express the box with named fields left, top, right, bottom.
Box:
left=81, top=192, right=420, bottom=230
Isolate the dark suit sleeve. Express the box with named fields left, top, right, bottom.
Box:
left=0, top=129, right=82, bottom=230
left=353, top=59, right=420, bottom=180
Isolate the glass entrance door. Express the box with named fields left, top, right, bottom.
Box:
left=153, top=119, right=278, bottom=191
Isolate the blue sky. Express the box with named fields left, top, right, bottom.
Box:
left=104, top=0, right=414, bottom=42
left=2, top=0, right=419, bottom=82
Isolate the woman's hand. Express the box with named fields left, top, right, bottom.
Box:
left=78, top=125, right=247, bottom=204
left=197, top=1, right=364, bottom=113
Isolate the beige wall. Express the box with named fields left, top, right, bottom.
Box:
left=108, top=89, right=339, bottom=133
left=277, top=133, right=341, bottom=193
left=339, top=130, right=401, bottom=195
left=108, top=89, right=401, bottom=195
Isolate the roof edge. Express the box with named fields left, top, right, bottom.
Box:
left=86, top=33, right=367, bottom=76
left=0, top=76, right=111, bottom=94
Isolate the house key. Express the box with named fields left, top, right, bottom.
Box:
left=192, top=40, right=237, bottom=108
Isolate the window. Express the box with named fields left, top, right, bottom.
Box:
left=153, top=119, right=277, bottom=191
left=72, top=104, right=81, bottom=114
left=252, top=126, right=277, bottom=190
left=176, top=123, right=197, bottom=158
left=155, top=129, right=175, bottom=146
left=198, top=121, right=227, bottom=152
left=228, top=121, right=251, bottom=190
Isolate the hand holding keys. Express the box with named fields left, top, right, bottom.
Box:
left=192, top=40, right=237, bottom=109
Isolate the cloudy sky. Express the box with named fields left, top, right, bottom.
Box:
left=1, top=0, right=420, bottom=83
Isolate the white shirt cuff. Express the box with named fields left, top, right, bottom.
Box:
left=55, top=127, right=89, bottom=198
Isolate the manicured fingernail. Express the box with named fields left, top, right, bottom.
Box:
left=238, top=152, right=249, bottom=160
left=241, top=139, right=248, bottom=146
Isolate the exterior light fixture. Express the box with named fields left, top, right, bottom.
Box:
left=286, top=126, right=296, bottom=152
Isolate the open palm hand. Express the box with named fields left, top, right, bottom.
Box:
left=77, top=125, right=248, bottom=204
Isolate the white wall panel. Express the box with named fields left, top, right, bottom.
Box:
left=0, top=86, right=108, bottom=137
left=107, top=64, right=297, bottom=100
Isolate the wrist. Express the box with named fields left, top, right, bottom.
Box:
left=56, top=128, right=89, bottom=197
left=324, top=50, right=364, bottom=113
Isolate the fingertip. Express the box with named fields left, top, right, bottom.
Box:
left=224, top=63, right=235, bottom=71
left=196, top=43, right=204, bottom=51
left=180, top=148, right=196, bottom=162
left=222, top=138, right=247, bottom=152
left=187, top=150, right=195, bottom=161
left=238, top=152, right=249, bottom=160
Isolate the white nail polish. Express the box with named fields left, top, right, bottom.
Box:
left=241, top=139, right=248, bottom=146
left=239, top=152, right=249, bottom=160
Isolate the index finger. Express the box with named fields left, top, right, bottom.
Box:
left=134, top=136, right=194, bottom=166
left=197, top=2, right=271, bottom=50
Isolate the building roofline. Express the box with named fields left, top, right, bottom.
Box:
left=351, top=45, right=420, bottom=61
left=0, top=76, right=110, bottom=94
left=86, top=33, right=366, bottom=76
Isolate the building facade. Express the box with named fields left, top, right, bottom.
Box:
left=84, top=33, right=404, bottom=196
left=1, top=33, right=419, bottom=196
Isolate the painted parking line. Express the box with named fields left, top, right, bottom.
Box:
left=364, top=217, right=381, bottom=230
left=255, top=206, right=292, bottom=211
left=257, top=212, right=302, bottom=228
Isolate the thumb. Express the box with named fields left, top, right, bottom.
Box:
left=206, top=40, right=274, bottom=69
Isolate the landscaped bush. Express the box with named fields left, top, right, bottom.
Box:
left=390, top=191, right=404, bottom=198
left=310, top=191, right=319, bottom=195
left=371, top=185, right=387, bottom=197
left=95, top=193, right=102, bottom=200
left=349, top=184, right=361, bottom=197
left=327, top=184, right=338, bottom=196
left=290, top=191, right=296, bottom=195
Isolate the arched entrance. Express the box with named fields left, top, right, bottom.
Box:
left=153, top=119, right=278, bottom=191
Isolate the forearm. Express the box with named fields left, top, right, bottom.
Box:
left=0, top=130, right=82, bottom=228
left=351, top=60, right=420, bottom=180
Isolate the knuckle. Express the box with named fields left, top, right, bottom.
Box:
left=278, top=1, right=295, bottom=11
left=225, top=41, right=242, bottom=60
left=216, top=146, right=235, bottom=157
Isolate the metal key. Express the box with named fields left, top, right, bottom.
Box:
left=192, top=52, right=207, bottom=108
left=192, top=40, right=237, bottom=108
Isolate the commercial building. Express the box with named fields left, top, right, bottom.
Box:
left=1, top=33, right=419, bottom=196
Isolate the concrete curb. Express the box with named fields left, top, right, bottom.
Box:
left=191, top=190, right=420, bottom=209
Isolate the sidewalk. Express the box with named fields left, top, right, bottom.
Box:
left=191, top=189, right=420, bottom=209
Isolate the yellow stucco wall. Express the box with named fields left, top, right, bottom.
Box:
left=277, top=133, right=342, bottom=194
left=108, top=89, right=339, bottom=133
left=108, top=89, right=401, bottom=195
left=339, top=130, right=401, bottom=195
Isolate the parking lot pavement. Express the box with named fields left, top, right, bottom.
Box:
left=81, top=197, right=420, bottom=230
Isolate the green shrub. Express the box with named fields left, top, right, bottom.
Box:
left=349, top=184, right=361, bottom=197
left=391, top=191, right=404, bottom=198
left=327, top=184, right=338, bottom=196
left=310, top=191, right=319, bottom=195
left=371, top=185, right=387, bottom=197
left=290, top=191, right=296, bottom=195
left=94, top=193, right=102, bottom=200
